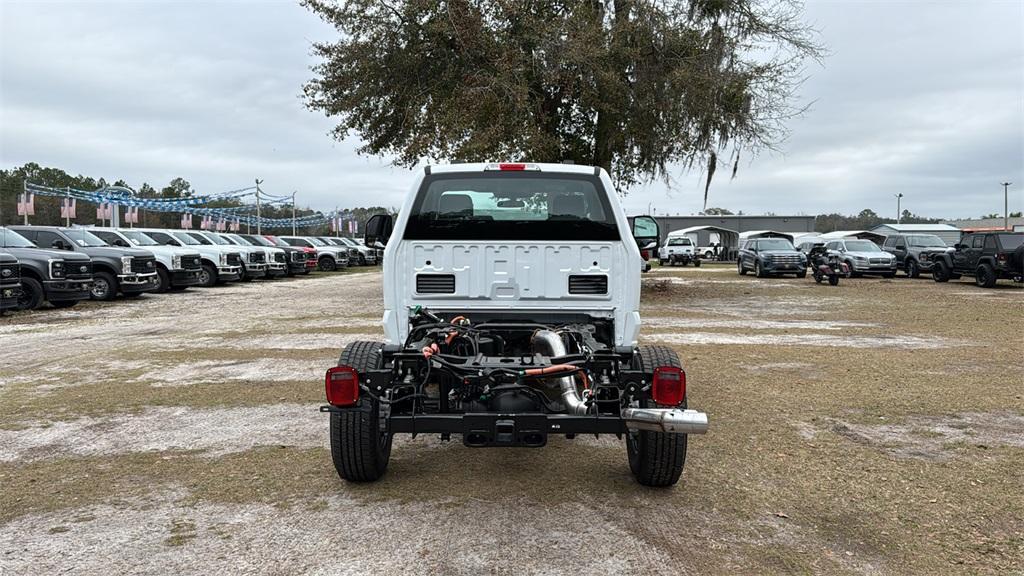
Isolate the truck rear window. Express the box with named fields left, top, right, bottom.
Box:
left=998, top=234, right=1024, bottom=250
left=403, top=173, right=620, bottom=241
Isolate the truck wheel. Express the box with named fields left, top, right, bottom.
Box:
left=932, top=262, right=950, bottom=282
left=628, top=345, right=687, bottom=487
left=319, top=256, right=337, bottom=272
left=906, top=259, right=919, bottom=278
left=828, top=273, right=840, bottom=286
left=737, top=260, right=747, bottom=275
left=155, top=267, right=171, bottom=293
left=198, top=264, right=217, bottom=287
left=694, top=259, right=701, bottom=268
left=704, top=251, right=713, bottom=259
left=795, top=270, right=807, bottom=278
left=976, top=263, right=997, bottom=288
left=16, top=277, right=44, bottom=311
left=90, top=271, right=117, bottom=301
left=330, top=340, right=391, bottom=482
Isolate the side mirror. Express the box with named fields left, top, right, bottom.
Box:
left=642, top=240, right=657, bottom=250
left=51, top=240, right=69, bottom=250
left=953, top=243, right=961, bottom=250
left=116, top=240, right=130, bottom=247
left=364, top=214, right=394, bottom=247
left=169, top=240, right=181, bottom=247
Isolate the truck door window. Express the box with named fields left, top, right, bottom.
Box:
left=405, top=173, right=618, bottom=241
left=972, top=236, right=984, bottom=249
left=984, top=236, right=997, bottom=250
left=36, top=231, right=64, bottom=249
left=894, top=237, right=905, bottom=249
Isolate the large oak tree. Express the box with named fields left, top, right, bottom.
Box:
left=303, top=0, right=821, bottom=198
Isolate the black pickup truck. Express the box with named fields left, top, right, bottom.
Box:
left=0, top=227, right=94, bottom=310
left=10, top=225, right=159, bottom=300
left=0, top=252, right=22, bottom=312
left=932, top=232, right=1024, bottom=287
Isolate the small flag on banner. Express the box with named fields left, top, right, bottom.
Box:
left=106, top=204, right=115, bottom=220
left=329, top=217, right=336, bottom=233
left=216, top=218, right=226, bottom=231
left=126, top=206, right=139, bottom=224
left=96, top=203, right=107, bottom=220
left=17, top=194, right=28, bottom=216
left=230, top=218, right=240, bottom=232
left=181, top=214, right=192, bottom=229
left=60, top=198, right=78, bottom=219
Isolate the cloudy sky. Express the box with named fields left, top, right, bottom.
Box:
left=1, top=0, right=1021, bottom=219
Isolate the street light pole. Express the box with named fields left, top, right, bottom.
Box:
left=1001, top=182, right=1012, bottom=230
left=895, top=193, right=904, bottom=224
left=255, top=178, right=263, bottom=236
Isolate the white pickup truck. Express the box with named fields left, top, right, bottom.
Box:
left=658, top=236, right=700, bottom=267
left=138, top=229, right=243, bottom=287
left=321, top=162, right=708, bottom=487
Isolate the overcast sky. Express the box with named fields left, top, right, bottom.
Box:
left=1, top=0, right=1021, bottom=219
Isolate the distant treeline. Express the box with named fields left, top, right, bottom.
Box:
left=0, top=163, right=394, bottom=235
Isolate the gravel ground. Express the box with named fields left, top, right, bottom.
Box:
left=1, top=266, right=1021, bottom=575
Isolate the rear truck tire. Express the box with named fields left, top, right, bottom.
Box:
left=704, top=251, right=713, bottom=259
left=906, top=258, right=919, bottom=278
left=737, top=260, right=747, bottom=275
left=932, top=261, right=950, bottom=282
left=628, top=345, right=687, bottom=487
left=976, top=263, right=997, bottom=288
left=828, top=273, right=840, bottom=286
left=155, top=267, right=171, bottom=293
left=50, top=300, right=78, bottom=308
left=90, top=271, right=117, bottom=301
left=330, top=340, right=392, bottom=482
left=16, top=277, right=44, bottom=311
left=198, top=263, right=217, bottom=288
left=319, top=256, right=337, bottom=272
left=754, top=260, right=765, bottom=278
left=694, top=259, right=701, bottom=268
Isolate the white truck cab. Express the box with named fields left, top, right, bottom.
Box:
left=323, top=163, right=708, bottom=487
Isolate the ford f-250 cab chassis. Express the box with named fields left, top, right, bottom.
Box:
left=321, top=163, right=708, bottom=487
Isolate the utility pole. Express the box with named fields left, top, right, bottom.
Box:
left=65, top=186, right=71, bottom=227
left=1001, top=182, right=1012, bottom=231
left=255, top=178, right=263, bottom=236
left=291, top=191, right=297, bottom=236
left=895, top=193, right=904, bottom=224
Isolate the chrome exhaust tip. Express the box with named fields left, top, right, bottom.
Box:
left=623, top=408, right=709, bottom=434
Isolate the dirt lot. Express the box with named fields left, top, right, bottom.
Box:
left=1, top=266, right=1021, bottom=575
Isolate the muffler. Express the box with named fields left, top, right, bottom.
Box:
left=531, top=330, right=588, bottom=415
left=623, top=408, right=709, bottom=434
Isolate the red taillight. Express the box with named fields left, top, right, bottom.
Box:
left=651, top=366, right=686, bottom=406
left=499, top=163, right=527, bottom=171
left=325, top=365, right=359, bottom=406
left=997, top=253, right=1007, bottom=262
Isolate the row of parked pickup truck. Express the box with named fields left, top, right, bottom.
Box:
left=0, top=225, right=381, bottom=312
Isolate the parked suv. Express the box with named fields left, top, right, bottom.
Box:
left=0, top=227, right=93, bottom=310
left=322, top=163, right=708, bottom=487
left=139, top=229, right=242, bottom=287
left=881, top=233, right=950, bottom=278
left=279, top=236, right=348, bottom=271
left=10, top=225, right=158, bottom=300
left=737, top=237, right=807, bottom=277
left=0, top=252, right=22, bottom=312
left=91, top=228, right=203, bottom=292
left=932, top=232, right=1024, bottom=287
left=825, top=238, right=896, bottom=278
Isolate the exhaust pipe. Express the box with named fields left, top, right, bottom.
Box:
left=623, top=408, right=709, bottom=434
left=531, top=330, right=588, bottom=415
